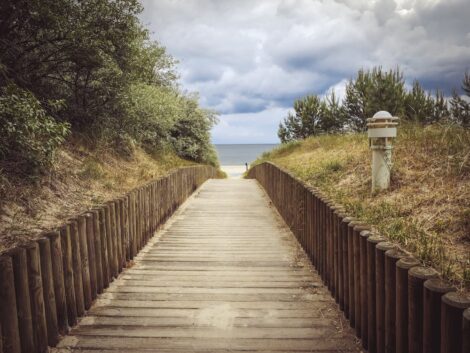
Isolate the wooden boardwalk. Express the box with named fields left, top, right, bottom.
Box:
left=56, top=179, right=359, bottom=353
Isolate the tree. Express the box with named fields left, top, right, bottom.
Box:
left=449, top=72, right=470, bottom=128
left=343, top=67, right=406, bottom=131
left=404, top=81, right=434, bottom=124
left=277, top=95, right=324, bottom=142
left=320, top=90, right=345, bottom=133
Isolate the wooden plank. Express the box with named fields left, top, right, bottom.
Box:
left=55, top=179, right=359, bottom=352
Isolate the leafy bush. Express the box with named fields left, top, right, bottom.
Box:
left=0, top=84, right=70, bottom=175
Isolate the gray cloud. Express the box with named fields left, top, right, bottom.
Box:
left=140, top=0, right=470, bottom=143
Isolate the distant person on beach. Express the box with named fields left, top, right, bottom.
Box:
left=245, top=162, right=248, bottom=171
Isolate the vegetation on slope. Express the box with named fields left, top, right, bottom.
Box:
left=255, top=123, right=470, bottom=289
left=0, top=0, right=222, bottom=251
left=0, top=141, right=198, bottom=252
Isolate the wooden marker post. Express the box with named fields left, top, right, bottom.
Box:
left=395, top=256, right=420, bottom=353
left=0, top=254, right=21, bottom=353
left=408, top=266, right=438, bottom=353
left=384, top=248, right=405, bottom=353
left=45, top=231, right=68, bottom=335
left=422, top=279, right=455, bottom=353
left=366, top=234, right=386, bottom=353
left=60, top=224, right=77, bottom=327
left=37, top=237, right=59, bottom=347
left=440, top=292, right=470, bottom=353
left=25, top=242, right=48, bottom=353
left=8, top=247, right=34, bottom=353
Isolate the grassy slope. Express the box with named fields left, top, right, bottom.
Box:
left=255, top=123, right=470, bottom=289
left=0, top=140, right=197, bottom=252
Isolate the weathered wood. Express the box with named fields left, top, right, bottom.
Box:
left=440, top=292, right=470, bottom=353
left=367, top=234, right=386, bottom=353
left=97, top=208, right=109, bottom=289
left=45, top=231, right=69, bottom=335
left=69, top=220, right=85, bottom=316
left=375, top=241, right=395, bottom=353
left=384, top=248, right=405, bottom=353
left=25, top=242, right=48, bottom=353
left=463, top=308, right=470, bottom=353
left=395, top=256, right=420, bottom=353
left=85, top=213, right=97, bottom=299
left=7, top=247, right=34, bottom=353
left=359, top=229, right=371, bottom=350
left=0, top=254, right=21, bottom=353
left=91, top=210, right=103, bottom=294
left=60, top=224, right=77, bottom=327
left=37, top=237, right=59, bottom=346
left=422, top=279, right=455, bottom=353
left=353, top=223, right=369, bottom=339
left=56, top=179, right=359, bottom=353
left=78, top=215, right=92, bottom=309
left=408, top=266, right=437, bottom=353
left=114, top=200, right=123, bottom=272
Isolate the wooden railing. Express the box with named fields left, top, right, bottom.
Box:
left=247, top=162, right=470, bottom=353
left=0, top=165, right=217, bottom=353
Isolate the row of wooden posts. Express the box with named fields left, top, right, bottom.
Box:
left=247, top=162, right=470, bottom=353
left=0, top=165, right=217, bottom=353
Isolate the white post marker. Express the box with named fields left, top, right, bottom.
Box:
left=367, top=111, right=399, bottom=192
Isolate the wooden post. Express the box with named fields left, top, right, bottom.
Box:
left=7, top=247, right=34, bottom=353
left=37, top=237, right=59, bottom=346
left=395, top=256, right=420, bottom=353
left=114, top=200, right=123, bottom=272
left=0, top=320, right=3, bottom=353
left=25, top=242, right=48, bottom=353
left=367, top=234, right=386, bottom=353
left=384, top=248, right=405, bottom=353
left=85, top=213, right=97, bottom=300
left=463, top=308, right=470, bottom=353
left=440, top=292, right=470, bottom=353
left=69, top=220, right=85, bottom=316
left=108, top=202, right=119, bottom=278
left=360, top=229, right=371, bottom=351
left=353, top=223, right=370, bottom=339
left=375, top=241, right=396, bottom=353
left=91, top=210, right=103, bottom=294
left=59, top=224, right=77, bottom=327
left=408, top=266, right=438, bottom=353
left=78, top=215, right=92, bottom=309
left=45, top=232, right=68, bottom=335
left=98, top=208, right=109, bottom=288
left=422, top=279, right=455, bottom=353
left=104, top=203, right=116, bottom=279
left=341, top=216, right=355, bottom=319
left=0, top=254, right=21, bottom=353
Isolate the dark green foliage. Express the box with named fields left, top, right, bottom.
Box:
left=278, top=93, right=344, bottom=143
left=0, top=0, right=218, bottom=175
left=343, top=67, right=406, bottom=132
left=278, top=67, right=468, bottom=143
left=0, top=84, right=70, bottom=175
left=450, top=72, right=470, bottom=128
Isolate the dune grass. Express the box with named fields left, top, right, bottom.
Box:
left=254, top=123, right=470, bottom=289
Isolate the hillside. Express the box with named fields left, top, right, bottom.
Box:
left=0, top=141, right=202, bottom=253
left=254, top=123, right=470, bottom=289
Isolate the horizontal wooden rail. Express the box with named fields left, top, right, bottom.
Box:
left=247, top=162, right=469, bottom=353
left=0, top=165, right=217, bottom=353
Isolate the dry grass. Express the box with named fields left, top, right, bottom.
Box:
left=0, top=141, right=195, bottom=252
left=255, top=123, right=470, bottom=289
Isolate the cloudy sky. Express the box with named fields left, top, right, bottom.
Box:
left=140, top=0, right=470, bottom=143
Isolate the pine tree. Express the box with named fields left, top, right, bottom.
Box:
left=404, top=81, right=434, bottom=124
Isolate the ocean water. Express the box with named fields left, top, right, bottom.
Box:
left=215, top=144, right=278, bottom=166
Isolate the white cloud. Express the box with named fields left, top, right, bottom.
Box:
left=140, top=0, right=470, bottom=143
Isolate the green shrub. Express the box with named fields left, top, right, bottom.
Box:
left=0, top=84, right=70, bottom=175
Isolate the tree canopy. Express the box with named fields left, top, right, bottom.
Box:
left=278, top=67, right=469, bottom=142
left=0, top=0, right=218, bottom=176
